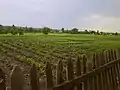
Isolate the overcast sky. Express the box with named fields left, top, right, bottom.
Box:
left=0, top=0, right=120, bottom=32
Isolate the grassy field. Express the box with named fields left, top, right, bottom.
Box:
left=0, top=33, right=120, bottom=76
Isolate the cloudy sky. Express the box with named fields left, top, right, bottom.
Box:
left=0, top=0, right=120, bottom=32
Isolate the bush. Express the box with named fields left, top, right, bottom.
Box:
left=19, top=31, right=24, bottom=35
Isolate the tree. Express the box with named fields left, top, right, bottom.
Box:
left=10, top=25, right=18, bottom=35
left=84, top=30, right=89, bottom=34
left=28, top=27, right=33, bottom=32
left=0, top=24, right=3, bottom=28
left=18, top=27, right=24, bottom=35
left=100, top=31, right=104, bottom=35
left=71, top=28, right=78, bottom=34
left=61, top=28, right=64, bottom=33
left=89, top=30, right=96, bottom=34
left=42, top=27, right=51, bottom=35
left=96, top=30, right=100, bottom=35
left=115, top=32, right=118, bottom=35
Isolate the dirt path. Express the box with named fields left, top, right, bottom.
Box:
left=0, top=52, right=32, bottom=90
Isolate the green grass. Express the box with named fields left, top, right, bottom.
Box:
left=0, top=33, right=120, bottom=75
left=1, top=33, right=120, bottom=56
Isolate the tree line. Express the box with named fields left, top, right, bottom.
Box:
left=0, top=24, right=119, bottom=35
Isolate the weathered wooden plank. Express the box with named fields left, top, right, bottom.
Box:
left=110, top=49, right=119, bottom=90
left=0, top=68, right=5, bottom=90
left=11, top=65, right=24, bottom=90
left=46, top=62, right=53, bottom=90
left=67, top=57, right=74, bottom=90
left=83, top=55, right=88, bottom=90
left=99, top=52, right=105, bottom=90
left=115, top=49, right=120, bottom=89
left=116, top=49, right=120, bottom=89
left=76, top=56, right=82, bottom=90
left=83, top=55, right=87, bottom=74
left=87, top=63, right=93, bottom=90
left=92, top=53, right=97, bottom=90
left=104, top=50, right=112, bottom=90
left=53, top=58, right=120, bottom=90
left=96, top=53, right=102, bottom=90
left=101, top=51, right=108, bottom=90
left=109, top=49, right=118, bottom=90
left=107, top=50, right=117, bottom=90
left=67, top=57, right=74, bottom=80
left=113, top=49, right=119, bottom=88
left=30, top=64, right=39, bottom=90
left=113, top=49, right=117, bottom=60
left=56, top=60, right=65, bottom=85
left=107, top=50, right=115, bottom=90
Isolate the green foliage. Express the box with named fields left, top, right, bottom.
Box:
left=61, top=28, right=64, bottom=33
left=10, top=25, right=18, bottom=35
left=0, top=24, right=119, bottom=36
left=71, top=28, right=78, bottom=34
left=42, top=27, right=51, bottom=35
left=115, top=32, right=118, bottom=35
left=0, top=34, right=120, bottom=76
left=96, top=30, right=100, bottom=35
left=19, top=31, right=24, bottom=35
left=18, top=28, right=24, bottom=35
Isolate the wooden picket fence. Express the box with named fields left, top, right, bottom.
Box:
left=0, top=49, right=120, bottom=90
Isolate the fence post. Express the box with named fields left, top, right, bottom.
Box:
left=0, top=68, right=5, bottom=90
left=83, top=55, right=87, bottom=74
left=104, top=50, right=113, bottom=90
left=11, top=65, right=24, bottom=90
left=99, top=52, right=107, bottom=90
left=83, top=55, right=87, bottom=90
left=116, top=49, right=120, bottom=89
left=67, top=57, right=74, bottom=90
left=100, top=51, right=108, bottom=90
left=92, top=53, right=97, bottom=90
left=76, top=56, right=82, bottom=90
left=56, top=60, right=65, bottom=84
left=87, top=62, right=93, bottom=90
left=114, top=49, right=120, bottom=89
left=30, top=64, right=39, bottom=90
left=110, top=49, right=119, bottom=90
left=96, top=53, right=104, bottom=90
left=113, top=49, right=117, bottom=60
left=46, top=62, right=53, bottom=90
left=108, top=49, right=118, bottom=90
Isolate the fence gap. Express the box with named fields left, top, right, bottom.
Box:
left=46, top=62, right=53, bottom=90
left=30, top=64, right=39, bottom=90
left=11, top=66, right=24, bottom=90
left=0, top=68, right=5, bottom=90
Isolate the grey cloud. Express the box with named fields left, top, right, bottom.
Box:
left=0, top=0, right=120, bottom=31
